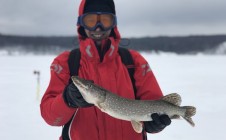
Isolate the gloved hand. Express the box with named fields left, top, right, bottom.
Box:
left=63, top=83, right=94, bottom=108
left=144, top=113, right=171, bottom=133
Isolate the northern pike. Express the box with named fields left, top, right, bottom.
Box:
left=71, top=76, right=196, bottom=133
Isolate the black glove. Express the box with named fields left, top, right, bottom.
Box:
left=63, top=83, right=94, bottom=108
left=144, top=113, right=171, bottom=133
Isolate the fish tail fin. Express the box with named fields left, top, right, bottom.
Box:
left=182, top=106, right=196, bottom=127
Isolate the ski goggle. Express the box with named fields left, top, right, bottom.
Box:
left=77, top=12, right=117, bottom=31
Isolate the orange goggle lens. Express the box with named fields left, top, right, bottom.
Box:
left=81, top=13, right=115, bottom=30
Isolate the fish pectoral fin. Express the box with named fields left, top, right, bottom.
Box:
left=131, top=120, right=143, bottom=133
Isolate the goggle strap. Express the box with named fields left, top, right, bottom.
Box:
left=77, top=16, right=81, bottom=26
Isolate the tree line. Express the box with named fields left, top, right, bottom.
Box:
left=0, top=34, right=226, bottom=54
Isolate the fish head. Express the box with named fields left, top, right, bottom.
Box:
left=71, top=76, right=106, bottom=104
left=71, top=76, right=93, bottom=92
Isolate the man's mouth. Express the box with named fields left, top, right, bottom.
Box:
left=90, top=32, right=106, bottom=39
left=92, top=34, right=102, bottom=38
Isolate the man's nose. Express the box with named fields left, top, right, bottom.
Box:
left=95, top=27, right=101, bottom=31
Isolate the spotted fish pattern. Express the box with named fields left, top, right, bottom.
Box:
left=71, top=76, right=196, bottom=133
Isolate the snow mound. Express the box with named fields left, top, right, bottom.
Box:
left=215, top=42, right=226, bottom=54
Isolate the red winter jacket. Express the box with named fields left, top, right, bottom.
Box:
left=40, top=0, right=163, bottom=140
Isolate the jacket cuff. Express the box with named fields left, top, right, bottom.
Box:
left=52, top=93, right=77, bottom=116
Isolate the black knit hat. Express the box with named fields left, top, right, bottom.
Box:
left=84, top=0, right=116, bottom=14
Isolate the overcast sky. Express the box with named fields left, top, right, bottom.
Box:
left=0, top=0, right=226, bottom=37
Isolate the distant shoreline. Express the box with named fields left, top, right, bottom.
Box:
left=1, top=34, right=226, bottom=55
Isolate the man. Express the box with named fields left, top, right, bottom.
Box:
left=40, top=0, right=171, bottom=140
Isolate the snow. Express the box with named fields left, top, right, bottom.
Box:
left=0, top=52, right=226, bottom=140
left=215, top=41, right=226, bottom=54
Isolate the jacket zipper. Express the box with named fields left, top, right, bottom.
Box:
left=68, top=109, right=79, bottom=140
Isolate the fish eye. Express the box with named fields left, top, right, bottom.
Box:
left=87, top=84, right=92, bottom=88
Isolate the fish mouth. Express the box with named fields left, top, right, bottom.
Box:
left=71, top=76, right=85, bottom=88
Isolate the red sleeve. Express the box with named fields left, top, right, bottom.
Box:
left=40, top=51, right=77, bottom=126
left=130, top=50, right=163, bottom=100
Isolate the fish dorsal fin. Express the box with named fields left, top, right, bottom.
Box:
left=161, top=93, right=181, bottom=106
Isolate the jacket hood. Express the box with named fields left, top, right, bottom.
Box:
left=77, top=0, right=121, bottom=42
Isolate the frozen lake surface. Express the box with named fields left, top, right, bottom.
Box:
left=0, top=52, right=226, bottom=140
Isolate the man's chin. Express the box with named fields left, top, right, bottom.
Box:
left=90, top=35, right=108, bottom=41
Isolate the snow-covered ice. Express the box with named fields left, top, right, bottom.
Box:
left=0, top=52, right=226, bottom=140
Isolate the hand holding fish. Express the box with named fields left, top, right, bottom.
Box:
left=63, top=82, right=94, bottom=108
left=144, top=113, right=171, bottom=133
